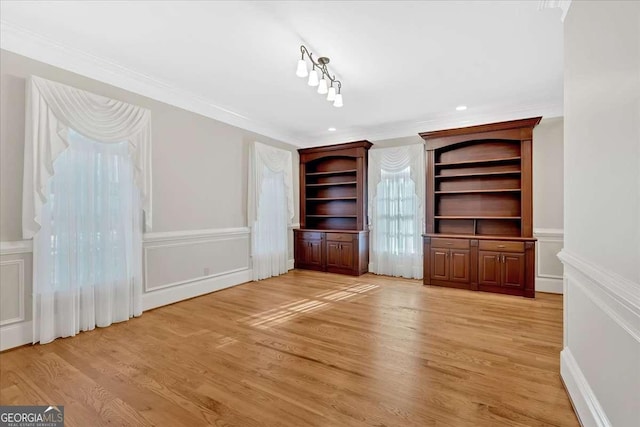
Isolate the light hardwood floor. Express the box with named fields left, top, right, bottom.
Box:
left=0, top=270, right=579, bottom=426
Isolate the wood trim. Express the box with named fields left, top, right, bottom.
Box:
left=423, top=234, right=537, bottom=242
left=420, top=117, right=542, bottom=139
left=426, top=150, right=435, bottom=234
left=521, top=139, right=534, bottom=237
left=298, top=140, right=373, bottom=155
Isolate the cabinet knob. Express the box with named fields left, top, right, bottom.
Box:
left=498, top=245, right=506, bottom=248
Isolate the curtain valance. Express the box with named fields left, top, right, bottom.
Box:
left=248, top=141, right=294, bottom=225
left=23, top=76, right=152, bottom=238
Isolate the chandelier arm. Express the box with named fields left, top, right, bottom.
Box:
left=300, top=44, right=342, bottom=89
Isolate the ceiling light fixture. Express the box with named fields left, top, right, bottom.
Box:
left=456, top=105, right=467, bottom=111
left=328, top=127, right=336, bottom=132
left=296, top=45, right=343, bottom=107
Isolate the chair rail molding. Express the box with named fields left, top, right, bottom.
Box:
left=143, top=227, right=250, bottom=243
left=0, top=240, right=33, bottom=255
left=558, top=249, right=640, bottom=342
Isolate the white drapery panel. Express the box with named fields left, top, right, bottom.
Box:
left=248, top=142, right=294, bottom=281
left=369, top=145, right=425, bottom=279
left=23, top=75, right=152, bottom=239
left=34, top=130, right=143, bottom=344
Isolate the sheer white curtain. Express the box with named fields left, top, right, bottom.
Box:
left=23, top=76, right=151, bottom=344
left=34, top=130, right=143, bottom=344
left=369, top=145, right=425, bottom=279
left=248, top=142, right=294, bottom=281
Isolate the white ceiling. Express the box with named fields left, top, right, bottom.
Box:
left=0, top=1, right=564, bottom=147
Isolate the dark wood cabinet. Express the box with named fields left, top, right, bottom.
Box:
left=294, top=229, right=368, bottom=276
left=503, top=253, right=526, bottom=288
left=295, top=234, right=324, bottom=271
left=430, top=248, right=449, bottom=281
left=421, top=118, right=539, bottom=298
left=450, top=249, right=470, bottom=283
left=294, top=141, right=372, bottom=276
left=478, top=251, right=502, bottom=286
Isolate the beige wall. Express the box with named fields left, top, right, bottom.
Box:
left=533, top=117, right=564, bottom=231
left=0, top=49, right=299, bottom=239
left=0, top=49, right=299, bottom=348
left=561, top=2, right=640, bottom=426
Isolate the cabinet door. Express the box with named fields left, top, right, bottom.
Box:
left=326, top=241, right=341, bottom=268
left=449, top=249, right=470, bottom=283
left=478, top=251, right=501, bottom=286
left=502, top=253, right=526, bottom=288
left=296, top=238, right=323, bottom=268
left=430, top=248, right=449, bottom=281
left=338, top=241, right=354, bottom=269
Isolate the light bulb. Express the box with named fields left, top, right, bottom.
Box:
left=296, top=59, right=308, bottom=78
left=307, top=69, right=319, bottom=86
left=317, top=77, right=328, bottom=94
left=333, top=93, right=343, bottom=108
left=327, top=86, right=336, bottom=101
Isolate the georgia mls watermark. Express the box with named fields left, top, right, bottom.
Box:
left=0, top=406, right=64, bottom=427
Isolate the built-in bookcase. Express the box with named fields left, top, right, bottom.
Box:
left=300, top=141, right=372, bottom=231
left=433, top=140, right=523, bottom=237
left=304, top=159, right=358, bottom=230
left=295, top=141, right=372, bottom=276
left=421, top=118, right=540, bottom=298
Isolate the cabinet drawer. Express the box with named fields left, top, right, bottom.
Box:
left=296, top=231, right=323, bottom=240
left=479, top=240, right=524, bottom=253
left=431, top=238, right=470, bottom=249
left=326, top=232, right=354, bottom=242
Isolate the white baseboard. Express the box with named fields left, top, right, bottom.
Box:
left=560, top=348, right=611, bottom=427
left=287, top=259, right=294, bottom=271
left=142, top=268, right=251, bottom=311
left=0, top=321, right=33, bottom=351
left=535, top=277, right=563, bottom=294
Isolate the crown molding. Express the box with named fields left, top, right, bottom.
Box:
left=0, top=20, right=304, bottom=147
left=305, top=101, right=563, bottom=147
left=0, top=19, right=563, bottom=149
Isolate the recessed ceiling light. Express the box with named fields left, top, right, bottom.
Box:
left=328, top=127, right=336, bottom=132
left=456, top=105, right=467, bottom=111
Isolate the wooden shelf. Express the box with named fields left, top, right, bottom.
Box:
left=307, top=197, right=357, bottom=201
left=435, top=171, right=521, bottom=179
left=423, top=233, right=537, bottom=242
left=435, top=156, right=521, bottom=167
left=306, top=214, right=358, bottom=218
left=435, top=216, right=521, bottom=220
left=306, top=181, right=357, bottom=187
left=306, top=169, right=357, bottom=176
left=435, top=189, right=521, bottom=195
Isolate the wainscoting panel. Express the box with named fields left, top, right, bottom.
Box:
left=0, top=244, right=33, bottom=351
left=535, top=228, right=564, bottom=294
left=0, top=259, right=25, bottom=325
left=143, top=227, right=250, bottom=292
left=559, top=249, right=640, bottom=427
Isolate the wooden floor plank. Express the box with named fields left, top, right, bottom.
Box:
left=0, top=270, right=578, bottom=426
